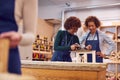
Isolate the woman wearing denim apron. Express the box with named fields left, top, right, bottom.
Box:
left=51, top=16, right=81, bottom=62
left=0, top=0, right=37, bottom=74
left=80, top=16, right=115, bottom=63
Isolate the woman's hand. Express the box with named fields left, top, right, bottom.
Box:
left=96, top=52, right=106, bottom=58
left=71, top=43, right=80, bottom=51
left=0, top=31, right=22, bottom=48
left=85, top=45, right=92, bottom=50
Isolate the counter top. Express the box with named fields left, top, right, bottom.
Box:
left=21, top=60, right=107, bottom=71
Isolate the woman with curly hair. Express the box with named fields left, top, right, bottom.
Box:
left=51, top=16, right=81, bottom=62
left=80, top=16, right=115, bottom=63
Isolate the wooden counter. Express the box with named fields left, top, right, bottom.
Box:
left=0, top=73, right=36, bottom=80
left=21, top=60, right=107, bottom=80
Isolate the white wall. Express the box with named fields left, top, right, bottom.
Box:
left=38, top=5, right=63, bottom=19
left=19, top=45, right=32, bottom=60
left=64, top=6, right=120, bottom=24
left=71, top=0, right=120, bottom=7
left=38, top=0, right=120, bottom=19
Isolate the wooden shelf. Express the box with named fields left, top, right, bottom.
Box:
left=100, top=25, right=116, bottom=28
left=45, top=19, right=61, bottom=25
left=33, top=50, right=51, bottom=54
left=116, top=39, right=120, bottom=42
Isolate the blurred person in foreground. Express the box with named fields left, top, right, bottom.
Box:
left=0, top=0, right=38, bottom=74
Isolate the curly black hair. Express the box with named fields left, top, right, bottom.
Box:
left=85, top=16, right=101, bottom=28
left=64, top=16, right=81, bottom=30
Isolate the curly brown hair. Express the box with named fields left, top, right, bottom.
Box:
left=64, top=16, right=81, bottom=30
left=85, top=16, right=101, bottom=28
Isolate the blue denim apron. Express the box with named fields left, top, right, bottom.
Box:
left=0, top=0, right=21, bottom=74
left=85, top=31, right=103, bottom=63
left=51, top=31, right=73, bottom=62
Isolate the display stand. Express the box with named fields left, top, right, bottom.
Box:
left=73, top=50, right=96, bottom=63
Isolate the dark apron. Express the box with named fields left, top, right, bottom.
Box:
left=51, top=31, right=73, bottom=62
left=0, top=0, right=21, bottom=74
left=85, top=31, right=103, bottom=63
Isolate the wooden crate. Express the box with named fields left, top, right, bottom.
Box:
left=0, top=39, right=9, bottom=72
left=0, top=39, right=37, bottom=80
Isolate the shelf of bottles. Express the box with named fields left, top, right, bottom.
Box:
left=32, top=35, right=53, bottom=61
